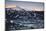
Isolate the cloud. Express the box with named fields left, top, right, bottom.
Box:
left=6, top=1, right=44, bottom=11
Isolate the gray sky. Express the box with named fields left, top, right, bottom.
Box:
left=6, top=1, right=44, bottom=11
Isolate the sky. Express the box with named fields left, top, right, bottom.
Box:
left=5, top=1, right=44, bottom=11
